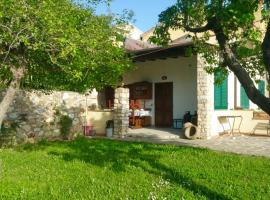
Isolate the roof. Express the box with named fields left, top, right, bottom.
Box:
left=124, top=38, right=158, bottom=51
left=128, top=34, right=194, bottom=62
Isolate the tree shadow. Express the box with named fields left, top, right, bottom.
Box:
left=20, top=137, right=232, bottom=199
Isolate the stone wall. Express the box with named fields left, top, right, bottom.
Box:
left=0, top=90, right=100, bottom=143
left=113, top=88, right=129, bottom=137
left=197, top=55, right=214, bottom=139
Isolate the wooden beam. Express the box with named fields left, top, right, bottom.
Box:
left=133, top=45, right=192, bottom=62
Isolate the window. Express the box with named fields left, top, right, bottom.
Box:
left=240, top=85, right=249, bottom=109
left=258, top=80, right=265, bottom=95
left=214, top=74, right=228, bottom=110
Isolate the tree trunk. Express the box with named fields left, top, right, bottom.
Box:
left=213, top=26, right=270, bottom=115
left=181, top=14, right=270, bottom=115
left=0, top=67, right=25, bottom=131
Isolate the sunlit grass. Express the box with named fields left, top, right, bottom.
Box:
left=0, top=137, right=270, bottom=199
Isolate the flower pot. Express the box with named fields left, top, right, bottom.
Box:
left=106, top=128, right=113, bottom=137
left=83, top=125, right=94, bottom=136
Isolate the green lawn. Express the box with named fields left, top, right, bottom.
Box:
left=0, top=138, right=270, bottom=200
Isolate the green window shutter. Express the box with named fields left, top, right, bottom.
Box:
left=240, top=85, right=249, bottom=109
left=258, top=80, right=265, bottom=95
left=214, top=74, right=228, bottom=110
left=214, top=83, right=221, bottom=109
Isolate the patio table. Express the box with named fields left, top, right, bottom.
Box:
left=218, top=115, right=243, bottom=136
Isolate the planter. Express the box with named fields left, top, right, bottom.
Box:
left=83, top=125, right=94, bottom=136
left=106, top=128, right=113, bottom=137
left=184, top=122, right=198, bottom=140
left=105, top=120, right=114, bottom=137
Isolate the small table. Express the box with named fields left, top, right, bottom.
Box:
left=218, top=115, right=243, bottom=135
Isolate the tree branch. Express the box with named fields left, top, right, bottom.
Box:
left=183, top=23, right=212, bottom=33
left=212, top=19, right=270, bottom=114
left=183, top=4, right=215, bottom=33
left=0, top=24, right=12, bottom=33
left=262, top=20, right=270, bottom=80
left=183, top=13, right=214, bottom=33
left=2, top=27, right=28, bottom=64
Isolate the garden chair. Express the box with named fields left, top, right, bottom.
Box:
left=252, top=120, right=270, bottom=135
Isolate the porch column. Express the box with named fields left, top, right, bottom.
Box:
left=197, top=55, right=214, bottom=139
left=113, top=87, right=130, bottom=137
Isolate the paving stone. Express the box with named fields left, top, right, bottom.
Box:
left=125, top=128, right=270, bottom=158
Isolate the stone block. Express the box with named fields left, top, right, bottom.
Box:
left=8, top=112, right=18, bottom=119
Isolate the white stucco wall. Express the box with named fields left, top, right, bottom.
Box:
left=211, top=72, right=269, bottom=136
left=212, top=110, right=269, bottom=135
left=124, top=55, right=268, bottom=136
left=123, top=24, right=143, bottom=40
left=123, top=56, right=197, bottom=125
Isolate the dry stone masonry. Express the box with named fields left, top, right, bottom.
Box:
left=0, top=90, right=98, bottom=143
left=197, top=55, right=214, bottom=139
left=113, top=87, right=130, bottom=137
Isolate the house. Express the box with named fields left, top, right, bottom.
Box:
left=97, top=4, right=269, bottom=139
left=122, top=33, right=269, bottom=138
left=116, top=17, right=269, bottom=138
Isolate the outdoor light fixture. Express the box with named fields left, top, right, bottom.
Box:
left=161, top=76, right=167, bottom=80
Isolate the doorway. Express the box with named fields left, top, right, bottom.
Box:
left=155, top=82, right=173, bottom=127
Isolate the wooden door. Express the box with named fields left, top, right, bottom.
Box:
left=155, top=82, right=173, bottom=127
left=105, top=87, right=114, bottom=109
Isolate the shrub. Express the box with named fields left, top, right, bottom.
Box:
left=59, top=115, right=73, bottom=139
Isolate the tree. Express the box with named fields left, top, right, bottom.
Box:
left=150, top=0, right=270, bottom=115
left=0, top=0, right=132, bottom=129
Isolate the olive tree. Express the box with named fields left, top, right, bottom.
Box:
left=0, top=0, right=132, bottom=129
left=151, top=0, right=270, bottom=115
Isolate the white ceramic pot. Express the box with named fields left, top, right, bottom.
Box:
left=106, top=128, right=113, bottom=137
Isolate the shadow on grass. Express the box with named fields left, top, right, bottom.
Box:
left=18, top=137, right=231, bottom=200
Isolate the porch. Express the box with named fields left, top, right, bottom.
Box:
left=122, top=130, right=270, bottom=158
left=127, top=127, right=183, bottom=140
left=96, top=41, right=213, bottom=138
left=100, top=41, right=270, bottom=139
left=123, top=43, right=199, bottom=130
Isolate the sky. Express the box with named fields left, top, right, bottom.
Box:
left=95, top=0, right=176, bottom=32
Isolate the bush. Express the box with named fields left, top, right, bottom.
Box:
left=59, top=115, right=73, bottom=139
left=106, top=120, right=114, bottom=128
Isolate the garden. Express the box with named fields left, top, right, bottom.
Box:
left=0, top=137, right=270, bottom=199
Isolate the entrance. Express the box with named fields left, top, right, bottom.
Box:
left=155, top=82, right=173, bottom=127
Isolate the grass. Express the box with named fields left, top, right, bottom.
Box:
left=0, top=137, right=270, bottom=200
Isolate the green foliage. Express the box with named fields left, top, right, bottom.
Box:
left=150, top=0, right=268, bottom=81
left=106, top=120, right=114, bottom=128
left=53, top=107, right=73, bottom=138
left=0, top=121, right=18, bottom=147
left=0, top=138, right=270, bottom=199
left=59, top=115, right=73, bottom=138
left=0, top=0, right=132, bottom=92
left=0, top=121, right=19, bottom=135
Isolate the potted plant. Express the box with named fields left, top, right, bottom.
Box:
left=106, top=120, right=114, bottom=137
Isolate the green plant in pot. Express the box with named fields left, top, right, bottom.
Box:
left=106, top=120, right=114, bottom=137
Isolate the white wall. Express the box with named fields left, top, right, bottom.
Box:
left=227, top=73, right=235, bottom=109
left=211, top=72, right=269, bottom=136
left=123, top=56, right=197, bottom=125
left=124, top=56, right=268, bottom=136
left=124, top=24, right=143, bottom=40
left=212, top=110, right=269, bottom=135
